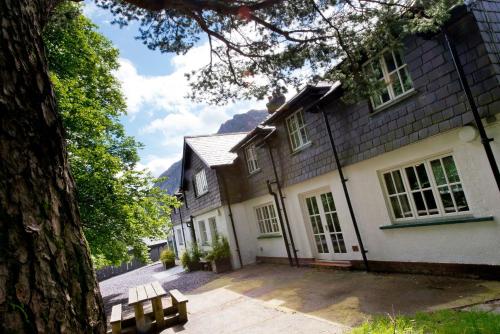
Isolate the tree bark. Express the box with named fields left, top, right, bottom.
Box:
left=0, top=0, right=106, bottom=332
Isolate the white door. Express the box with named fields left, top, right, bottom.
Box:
left=304, top=191, right=348, bottom=261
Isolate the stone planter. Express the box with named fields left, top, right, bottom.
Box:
left=186, top=262, right=202, bottom=272
left=162, top=261, right=175, bottom=270
left=212, top=257, right=232, bottom=274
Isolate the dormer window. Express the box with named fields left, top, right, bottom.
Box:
left=245, top=144, right=260, bottom=174
left=286, top=109, right=310, bottom=152
left=194, top=169, right=208, bottom=196
left=366, top=50, right=414, bottom=110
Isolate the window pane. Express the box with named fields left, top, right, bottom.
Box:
left=439, top=187, right=455, bottom=213
left=400, top=195, right=413, bottom=217
left=384, top=51, right=396, bottom=72
left=391, top=73, right=403, bottom=96
left=372, top=61, right=384, bottom=80
left=390, top=196, right=403, bottom=219
left=423, top=190, right=438, bottom=213
left=400, top=67, right=413, bottom=91
left=452, top=184, right=469, bottom=212
left=413, top=192, right=427, bottom=216
left=393, top=170, right=405, bottom=193
left=405, top=167, right=419, bottom=190
left=380, top=87, right=391, bottom=103
left=443, top=156, right=460, bottom=183
left=416, top=164, right=430, bottom=188
left=300, top=128, right=308, bottom=144
left=384, top=173, right=396, bottom=195
left=394, top=50, right=404, bottom=67
left=431, top=160, right=447, bottom=186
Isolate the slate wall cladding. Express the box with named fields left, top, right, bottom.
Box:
left=171, top=148, right=223, bottom=224
left=233, top=8, right=500, bottom=202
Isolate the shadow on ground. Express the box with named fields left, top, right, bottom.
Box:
left=192, top=264, right=500, bottom=326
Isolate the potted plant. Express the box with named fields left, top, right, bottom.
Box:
left=160, top=248, right=176, bottom=269
left=206, top=236, right=232, bottom=274
left=180, top=244, right=203, bottom=272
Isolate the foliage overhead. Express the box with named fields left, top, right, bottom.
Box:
left=95, top=0, right=463, bottom=104
left=43, top=2, right=179, bottom=269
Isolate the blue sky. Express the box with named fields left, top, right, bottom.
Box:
left=83, top=2, right=263, bottom=176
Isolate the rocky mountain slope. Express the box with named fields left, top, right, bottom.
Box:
left=157, top=109, right=267, bottom=194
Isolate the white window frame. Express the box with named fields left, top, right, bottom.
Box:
left=208, top=217, right=218, bottom=241
left=245, top=144, right=260, bottom=174
left=255, top=203, right=280, bottom=235
left=286, top=109, right=310, bottom=152
left=194, top=169, right=208, bottom=196
left=381, top=154, right=470, bottom=223
left=365, top=49, right=414, bottom=111
left=198, top=220, right=209, bottom=245
left=176, top=228, right=184, bottom=246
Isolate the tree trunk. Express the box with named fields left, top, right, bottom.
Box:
left=0, top=0, right=106, bottom=332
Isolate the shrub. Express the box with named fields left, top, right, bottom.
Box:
left=206, top=236, right=231, bottom=262
left=180, top=244, right=203, bottom=270
left=160, top=248, right=175, bottom=264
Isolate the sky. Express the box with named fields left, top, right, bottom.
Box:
left=83, top=2, right=264, bottom=176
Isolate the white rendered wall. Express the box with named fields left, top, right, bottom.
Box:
left=231, top=119, right=500, bottom=266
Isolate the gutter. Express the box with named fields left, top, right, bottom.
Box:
left=266, top=180, right=294, bottom=266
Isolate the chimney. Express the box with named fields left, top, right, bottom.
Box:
left=266, top=90, right=286, bottom=114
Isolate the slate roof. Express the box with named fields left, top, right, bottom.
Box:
left=185, top=132, right=248, bottom=167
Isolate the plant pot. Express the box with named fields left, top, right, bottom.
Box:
left=187, top=262, right=202, bottom=272
left=162, top=261, right=175, bottom=270
left=211, top=257, right=232, bottom=274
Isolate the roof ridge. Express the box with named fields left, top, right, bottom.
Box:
left=185, top=131, right=249, bottom=139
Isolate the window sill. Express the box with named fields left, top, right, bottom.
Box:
left=248, top=169, right=261, bottom=177
left=370, top=89, right=418, bottom=116
left=291, top=141, right=313, bottom=156
left=257, top=234, right=283, bottom=239
left=379, top=216, right=495, bottom=230
left=195, top=191, right=209, bottom=199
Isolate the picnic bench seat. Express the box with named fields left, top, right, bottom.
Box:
left=110, top=304, right=122, bottom=334
left=108, top=285, right=189, bottom=333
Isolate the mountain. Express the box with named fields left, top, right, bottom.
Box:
left=158, top=109, right=268, bottom=194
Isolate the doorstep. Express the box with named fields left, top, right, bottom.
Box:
left=308, top=260, right=353, bottom=271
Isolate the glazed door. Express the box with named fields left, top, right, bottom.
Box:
left=304, top=191, right=347, bottom=260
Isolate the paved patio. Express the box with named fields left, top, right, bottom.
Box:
left=169, top=263, right=500, bottom=332
left=102, top=263, right=500, bottom=333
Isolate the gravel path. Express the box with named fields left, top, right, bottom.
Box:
left=99, top=262, right=216, bottom=317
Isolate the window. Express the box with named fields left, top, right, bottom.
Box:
left=198, top=220, right=208, bottom=245
left=255, top=203, right=280, bottom=235
left=176, top=229, right=184, bottom=246
left=194, top=169, right=208, bottom=196
left=245, top=145, right=260, bottom=174
left=382, top=155, right=469, bottom=222
left=286, top=109, right=310, bottom=151
left=366, top=50, right=414, bottom=110
left=208, top=217, right=218, bottom=241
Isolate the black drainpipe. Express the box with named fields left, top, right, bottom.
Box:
left=189, top=215, right=197, bottom=244
left=171, top=219, right=179, bottom=258
left=266, top=144, right=300, bottom=267
left=267, top=180, right=294, bottom=266
left=178, top=206, right=187, bottom=249
left=317, top=106, right=370, bottom=271
left=220, top=174, right=243, bottom=268
left=443, top=28, right=500, bottom=192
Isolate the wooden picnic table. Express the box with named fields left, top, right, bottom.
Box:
left=128, top=281, right=167, bottom=331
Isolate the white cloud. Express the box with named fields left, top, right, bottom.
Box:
left=114, top=42, right=264, bottom=176
left=136, top=155, right=181, bottom=177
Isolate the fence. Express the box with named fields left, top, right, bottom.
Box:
left=96, top=241, right=169, bottom=281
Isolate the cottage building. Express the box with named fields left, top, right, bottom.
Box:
left=171, top=1, right=500, bottom=278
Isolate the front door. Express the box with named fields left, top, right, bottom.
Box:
left=304, top=191, right=347, bottom=260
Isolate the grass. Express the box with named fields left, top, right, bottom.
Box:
left=350, top=310, right=500, bottom=334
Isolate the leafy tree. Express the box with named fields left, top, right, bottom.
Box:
left=44, top=2, right=178, bottom=269
left=0, top=0, right=465, bottom=332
